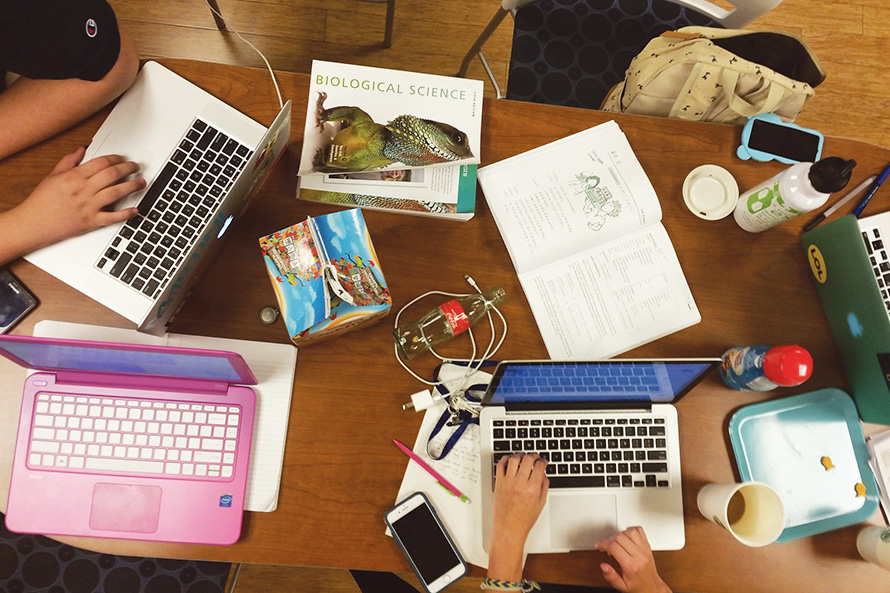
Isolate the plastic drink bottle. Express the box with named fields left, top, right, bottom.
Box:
left=393, top=287, right=505, bottom=360
left=734, top=157, right=856, bottom=232
left=719, top=345, right=813, bottom=391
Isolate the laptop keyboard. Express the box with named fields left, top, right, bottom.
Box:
left=27, top=393, right=242, bottom=481
left=490, top=415, right=671, bottom=490
left=861, top=226, right=890, bottom=315
left=95, top=118, right=253, bottom=300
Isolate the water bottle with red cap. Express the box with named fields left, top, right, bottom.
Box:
left=719, top=345, right=813, bottom=391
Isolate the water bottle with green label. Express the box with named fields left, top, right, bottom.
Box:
left=734, top=157, right=856, bottom=232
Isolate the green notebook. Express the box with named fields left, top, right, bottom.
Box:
left=802, top=213, right=890, bottom=425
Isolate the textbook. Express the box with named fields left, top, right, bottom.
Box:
left=296, top=60, right=483, bottom=220
left=477, top=121, right=700, bottom=360
left=298, top=60, right=483, bottom=176
left=259, top=209, right=391, bottom=345
left=298, top=164, right=477, bottom=221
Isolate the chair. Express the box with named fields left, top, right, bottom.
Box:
left=206, top=0, right=396, bottom=48
left=457, top=0, right=783, bottom=109
left=0, top=512, right=234, bottom=593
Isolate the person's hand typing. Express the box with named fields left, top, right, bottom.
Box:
left=486, top=454, right=549, bottom=583
left=595, top=526, right=672, bottom=593
left=21, top=147, right=144, bottom=240
left=0, top=147, right=144, bottom=264
left=492, top=454, right=549, bottom=544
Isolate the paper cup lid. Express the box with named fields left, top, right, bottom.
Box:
left=683, top=165, right=739, bottom=220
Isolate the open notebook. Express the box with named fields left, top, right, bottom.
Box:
left=31, top=320, right=297, bottom=512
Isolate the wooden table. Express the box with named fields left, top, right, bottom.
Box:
left=1, top=59, right=888, bottom=593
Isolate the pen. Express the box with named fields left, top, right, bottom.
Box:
left=803, top=175, right=876, bottom=232
left=393, top=439, right=470, bottom=504
left=853, top=163, right=890, bottom=218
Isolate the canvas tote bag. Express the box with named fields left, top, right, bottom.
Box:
left=600, top=26, right=826, bottom=124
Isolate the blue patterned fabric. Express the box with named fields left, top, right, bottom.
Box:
left=505, top=0, right=722, bottom=109
left=0, top=514, right=230, bottom=593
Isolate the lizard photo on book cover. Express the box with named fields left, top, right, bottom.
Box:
left=299, top=61, right=482, bottom=175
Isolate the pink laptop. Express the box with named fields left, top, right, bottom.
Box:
left=0, top=335, right=257, bottom=545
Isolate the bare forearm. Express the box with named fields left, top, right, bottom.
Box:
left=0, top=207, right=44, bottom=266
left=0, top=29, right=138, bottom=160
left=0, top=79, right=100, bottom=159
left=486, top=534, right=526, bottom=582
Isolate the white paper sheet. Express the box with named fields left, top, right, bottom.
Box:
left=392, top=364, right=492, bottom=569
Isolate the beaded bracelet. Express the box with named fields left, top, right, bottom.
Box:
left=480, top=578, right=540, bottom=592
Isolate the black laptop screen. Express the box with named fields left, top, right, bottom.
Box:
left=484, top=360, right=719, bottom=404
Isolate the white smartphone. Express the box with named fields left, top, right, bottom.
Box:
left=384, top=491, right=467, bottom=593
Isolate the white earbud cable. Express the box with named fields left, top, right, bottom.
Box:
left=393, top=277, right=507, bottom=410
left=202, top=0, right=284, bottom=109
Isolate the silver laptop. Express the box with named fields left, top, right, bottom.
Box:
left=479, top=359, right=720, bottom=553
left=857, top=210, right=890, bottom=317
left=25, top=61, right=291, bottom=334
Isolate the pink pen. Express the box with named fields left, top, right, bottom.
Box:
left=393, top=439, right=470, bottom=503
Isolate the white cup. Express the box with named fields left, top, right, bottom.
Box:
left=697, top=481, right=785, bottom=547
left=857, top=526, right=890, bottom=571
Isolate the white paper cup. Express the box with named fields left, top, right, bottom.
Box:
left=857, top=526, right=890, bottom=571
left=682, top=164, right=739, bottom=220
left=697, top=481, right=785, bottom=547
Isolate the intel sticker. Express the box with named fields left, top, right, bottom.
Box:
left=219, top=494, right=233, bottom=508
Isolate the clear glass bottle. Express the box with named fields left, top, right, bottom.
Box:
left=393, top=287, right=506, bottom=360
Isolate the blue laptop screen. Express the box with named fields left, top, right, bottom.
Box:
left=0, top=339, right=244, bottom=382
left=484, top=360, right=719, bottom=404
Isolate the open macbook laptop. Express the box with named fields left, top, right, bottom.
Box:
left=0, top=334, right=257, bottom=545
left=479, top=359, right=720, bottom=553
left=25, top=61, right=291, bottom=335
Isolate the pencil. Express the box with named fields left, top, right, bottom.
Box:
left=802, top=175, right=876, bottom=233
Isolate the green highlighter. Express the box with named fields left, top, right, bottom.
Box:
left=802, top=213, right=890, bottom=424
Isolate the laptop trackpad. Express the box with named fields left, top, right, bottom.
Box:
left=89, top=483, right=162, bottom=533
left=90, top=130, right=156, bottom=209
left=549, top=493, right=618, bottom=549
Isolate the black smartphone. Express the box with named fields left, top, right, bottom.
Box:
left=739, top=115, right=824, bottom=164
left=748, top=119, right=822, bottom=162
left=384, top=492, right=467, bottom=593
left=0, top=268, right=37, bottom=333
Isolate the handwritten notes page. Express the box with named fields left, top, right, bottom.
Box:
left=392, top=364, right=493, bottom=569
left=32, top=320, right=297, bottom=512
left=478, top=121, right=700, bottom=360
left=392, top=402, right=487, bottom=568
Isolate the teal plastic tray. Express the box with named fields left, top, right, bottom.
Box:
left=729, top=388, right=879, bottom=542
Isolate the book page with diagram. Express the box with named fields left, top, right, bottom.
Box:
left=478, top=121, right=699, bottom=359
left=478, top=121, right=662, bottom=274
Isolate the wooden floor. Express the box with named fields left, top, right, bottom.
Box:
left=107, top=0, right=888, bottom=591
left=110, top=0, right=890, bottom=148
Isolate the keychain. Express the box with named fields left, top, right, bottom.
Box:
left=424, top=361, right=495, bottom=460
